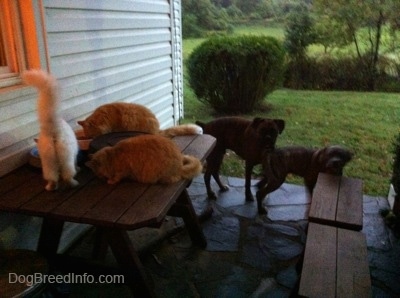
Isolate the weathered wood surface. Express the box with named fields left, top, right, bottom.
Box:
left=309, top=173, right=363, bottom=231
left=299, top=223, right=371, bottom=298
left=0, top=134, right=215, bottom=230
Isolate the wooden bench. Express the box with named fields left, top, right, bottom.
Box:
left=298, top=173, right=371, bottom=297
left=309, top=173, right=363, bottom=231
left=298, top=223, right=371, bottom=298
left=0, top=134, right=216, bottom=298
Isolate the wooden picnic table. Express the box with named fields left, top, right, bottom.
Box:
left=0, top=133, right=216, bottom=297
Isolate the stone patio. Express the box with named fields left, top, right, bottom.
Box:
left=62, top=176, right=400, bottom=297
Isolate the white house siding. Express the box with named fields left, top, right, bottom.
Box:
left=44, top=0, right=182, bottom=128
left=0, top=0, right=183, bottom=250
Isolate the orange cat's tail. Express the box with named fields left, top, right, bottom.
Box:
left=159, top=124, right=203, bottom=138
left=181, top=155, right=203, bottom=180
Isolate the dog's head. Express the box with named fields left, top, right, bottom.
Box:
left=251, top=117, right=285, bottom=151
left=315, top=145, right=353, bottom=175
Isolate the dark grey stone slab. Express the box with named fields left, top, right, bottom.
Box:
left=203, top=216, right=240, bottom=251
left=266, top=183, right=310, bottom=206
left=266, top=205, right=310, bottom=222
left=216, top=187, right=248, bottom=208
left=276, top=266, right=299, bottom=289
left=363, top=213, right=392, bottom=251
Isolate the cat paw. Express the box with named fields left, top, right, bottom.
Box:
left=45, top=181, right=58, bottom=191
left=68, top=179, right=79, bottom=188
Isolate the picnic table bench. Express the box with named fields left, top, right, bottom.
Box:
left=309, top=173, right=363, bottom=231
left=0, top=133, right=216, bottom=298
left=298, top=173, right=372, bottom=297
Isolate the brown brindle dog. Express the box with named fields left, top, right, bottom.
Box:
left=256, top=145, right=353, bottom=214
left=196, top=117, right=285, bottom=201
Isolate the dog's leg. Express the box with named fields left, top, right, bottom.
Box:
left=204, top=148, right=228, bottom=200
left=245, top=161, right=255, bottom=201
left=256, top=179, right=283, bottom=214
left=256, top=177, right=268, bottom=189
left=204, top=165, right=217, bottom=200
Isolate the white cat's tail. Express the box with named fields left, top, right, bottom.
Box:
left=22, top=69, right=60, bottom=125
left=181, top=155, right=203, bottom=180
left=159, top=124, right=203, bottom=138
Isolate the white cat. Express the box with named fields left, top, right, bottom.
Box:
left=23, top=69, right=79, bottom=191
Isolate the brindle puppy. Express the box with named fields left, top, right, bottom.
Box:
left=256, top=145, right=353, bottom=214
left=196, top=117, right=285, bottom=201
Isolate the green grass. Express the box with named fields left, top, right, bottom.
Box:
left=182, top=26, right=400, bottom=197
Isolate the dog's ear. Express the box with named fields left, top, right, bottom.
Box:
left=273, top=119, right=285, bottom=134
left=251, top=117, right=264, bottom=127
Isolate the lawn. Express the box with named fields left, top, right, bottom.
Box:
left=181, top=26, right=400, bottom=197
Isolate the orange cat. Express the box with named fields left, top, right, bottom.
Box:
left=78, top=102, right=202, bottom=138
left=86, top=134, right=202, bottom=184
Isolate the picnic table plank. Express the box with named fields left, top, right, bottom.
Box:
left=20, top=169, right=94, bottom=216
left=0, top=170, right=45, bottom=211
left=80, top=182, right=149, bottom=227
left=309, top=173, right=340, bottom=223
left=309, top=173, right=363, bottom=231
left=0, top=166, right=39, bottom=195
left=51, top=177, right=117, bottom=222
left=117, top=181, right=186, bottom=228
left=337, top=228, right=371, bottom=297
left=299, top=223, right=371, bottom=298
left=336, top=177, right=363, bottom=230
left=180, top=134, right=216, bottom=162
left=298, top=223, right=337, bottom=298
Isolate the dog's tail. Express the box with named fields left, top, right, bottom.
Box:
left=181, top=155, right=203, bottom=180
left=159, top=124, right=203, bottom=138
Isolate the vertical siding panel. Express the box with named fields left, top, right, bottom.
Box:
left=171, top=0, right=183, bottom=120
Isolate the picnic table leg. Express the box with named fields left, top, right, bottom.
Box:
left=104, top=228, right=155, bottom=298
left=37, top=218, right=64, bottom=257
left=169, top=189, right=207, bottom=248
left=92, top=228, right=109, bottom=260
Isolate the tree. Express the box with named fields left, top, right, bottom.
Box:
left=313, top=0, right=399, bottom=91
left=182, top=0, right=229, bottom=38
left=284, top=4, right=316, bottom=59
left=234, top=0, right=263, bottom=15
left=313, top=16, right=352, bottom=53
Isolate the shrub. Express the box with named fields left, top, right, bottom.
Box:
left=187, top=35, right=285, bottom=114
left=284, top=55, right=376, bottom=91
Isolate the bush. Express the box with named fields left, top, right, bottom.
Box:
left=284, top=55, right=375, bottom=91
left=187, top=35, right=285, bottom=114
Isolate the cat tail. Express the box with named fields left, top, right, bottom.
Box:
left=22, top=69, right=59, bottom=124
left=159, top=124, right=203, bottom=138
left=181, top=155, right=203, bottom=180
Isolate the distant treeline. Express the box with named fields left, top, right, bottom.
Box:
left=182, top=0, right=311, bottom=38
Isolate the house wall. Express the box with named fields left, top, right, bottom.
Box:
left=0, top=0, right=183, bottom=250
left=43, top=0, right=181, bottom=127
